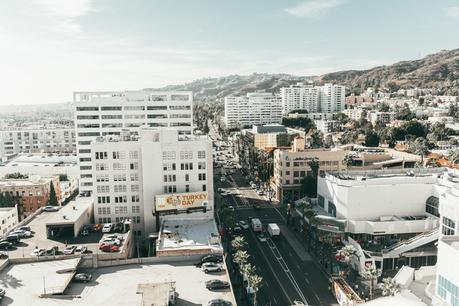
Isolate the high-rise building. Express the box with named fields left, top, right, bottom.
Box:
left=224, top=92, right=282, bottom=128
left=74, top=90, right=193, bottom=195
left=280, top=83, right=345, bottom=114
left=90, top=129, right=213, bottom=236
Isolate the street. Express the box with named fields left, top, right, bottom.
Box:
left=216, top=166, right=337, bottom=306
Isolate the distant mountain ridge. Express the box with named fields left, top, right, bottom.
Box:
left=316, top=48, right=459, bottom=95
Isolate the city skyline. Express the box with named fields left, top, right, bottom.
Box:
left=1, top=0, right=459, bottom=105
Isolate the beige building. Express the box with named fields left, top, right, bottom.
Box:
left=271, top=137, right=347, bottom=202
left=0, top=206, right=18, bottom=236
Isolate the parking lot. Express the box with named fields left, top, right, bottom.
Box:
left=2, top=210, right=129, bottom=259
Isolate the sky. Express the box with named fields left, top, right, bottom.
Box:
left=0, top=0, right=459, bottom=105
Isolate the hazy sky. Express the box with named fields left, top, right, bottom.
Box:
left=1, top=0, right=459, bottom=105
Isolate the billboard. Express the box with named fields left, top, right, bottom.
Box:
left=155, top=192, right=210, bottom=212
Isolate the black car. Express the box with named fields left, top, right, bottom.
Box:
left=5, top=234, right=20, bottom=244
left=0, top=288, right=5, bottom=300
left=201, top=254, right=223, bottom=264
left=73, top=273, right=92, bottom=282
left=0, top=241, right=12, bottom=250
left=205, top=279, right=230, bottom=290
left=0, top=251, right=8, bottom=259
left=208, top=299, right=232, bottom=306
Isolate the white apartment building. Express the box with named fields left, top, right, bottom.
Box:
left=314, top=119, right=340, bottom=134
left=74, top=90, right=194, bottom=195
left=368, top=111, right=396, bottom=125
left=224, top=92, right=282, bottom=128
left=91, top=129, right=213, bottom=236
left=0, top=127, right=76, bottom=161
left=280, top=83, right=345, bottom=114
left=0, top=206, right=18, bottom=236
left=434, top=171, right=459, bottom=306
left=343, top=109, right=366, bottom=121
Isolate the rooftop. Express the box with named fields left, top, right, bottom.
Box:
left=0, top=175, right=54, bottom=187
left=46, top=197, right=93, bottom=225
left=8, top=154, right=77, bottom=166
left=158, top=217, right=222, bottom=252
left=327, top=167, right=446, bottom=181
left=0, top=260, right=235, bottom=306
left=0, top=206, right=16, bottom=219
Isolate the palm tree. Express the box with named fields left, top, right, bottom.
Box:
left=249, top=274, right=263, bottom=306
left=231, top=236, right=247, bottom=251
left=336, top=245, right=358, bottom=279
left=378, top=277, right=399, bottom=297
left=233, top=250, right=250, bottom=267
left=360, top=265, right=382, bottom=300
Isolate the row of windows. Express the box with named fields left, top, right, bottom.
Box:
left=77, top=105, right=190, bottom=113
left=96, top=162, right=139, bottom=171
left=162, top=151, right=206, bottom=160
left=437, top=275, right=459, bottom=306
left=96, top=173, right=138, bottom=182
left=442, top=217, right=455, bottom=235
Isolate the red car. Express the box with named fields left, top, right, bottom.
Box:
left=99, top=243, right=120, bottom=252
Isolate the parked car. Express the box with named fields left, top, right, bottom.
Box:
left=43, top=206, right=60, bottom=212
left=257, top=233, right=267, bottom=242
left=5, top=234, right=20, bottom=244
left=99, top=243, right=119, bottom=252
left=251, top=184, right=257, bottom=189
left=11, top=230, right=32, bottom=238
left=0, top=241, right=12, bottom=250
left=0, top=288, right=5, bottom=300
left=201, top=254, right=223, bottom=264
left=257, top=190, right=264, bottom=196
left=63, top=245, right=77, bottom=255
left=202, top=262, right=224, bottom=273
left=75, top=246, right=88, bottom=253
left=100, top=238, right=121, bottom=246
left=17, top=226, right=31, bottom=232
left=238, top=221, right=249, bottom=229
left=205, top=279, right=230, bottom=290
left=0, top=251, right=8, bottom=259
left=45, top=246, right=59, bottom=255
left=102, top=223, right=113, bottom=233
left=113, top=223, right=123, bottom=233
left=231, top=226, right=242, bottom=236
left=105, top=234, right=124, bottom=241
left=208, top=299, right=232, bottom=306
left=30, top=248, right=45, bottom=256
left=73, top=273, right=92, bottom=282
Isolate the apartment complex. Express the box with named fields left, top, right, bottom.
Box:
left=314, top=119, right=340, bottom=134
left=280, top=83, right=345, bottom=115
left=271, top=137, right=346, bottom=202
left=0, top=127, right=76, bottom=161
left=242, top=124, right=291, bottom=150
left=224, top=92, right=282, bottom=128
left=0, top=206, right=18, bottom=236
left=0, top=175, right=61, bottom=220
left=90, top=129, right=213, bottom=236
left=74, top=90, right=194, bottom=195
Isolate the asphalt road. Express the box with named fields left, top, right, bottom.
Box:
left=217, top=168, right=337, bottom=306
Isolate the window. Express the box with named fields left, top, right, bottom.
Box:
left=124, top=105, right=145, bottom=111
left=131, top=184, right=140, bottom=192
left=101, top=106, right=122, bottom=111
left=96, top=185, right=110, bottom=193
left=180, top=162, right=193, bottom=170
left=163, top=163, right=176, bottom=171
left=147, top=105, right=167, bottom=110
left=130, top=173, right=139, bottom=181
left=180, top=151, right=193, bottom=159
left=198, top=162, right=206, bottom=170
left=442, top=217, right=455, bottom=235
left=113, top=163, right=126, bottom=170
left=113, top=174, right=127, bottom=182
left=78, top=132, right=100, bottom=137
left=437, top=275, right=459, bottom=306
left=130, top=162, right=138, bottom=170
left=96, top=174, right=109, bottom=182
left=426, top=196, right=439, bottom=217
left=185, top=174, right=189, bottom=181
left=96, top=163, right=108, bottom=171
left=129, top=151, right=138, bottom=159
left=77, top=106, right=99, bottom=111
left=185, top=185, right=190, bottom=192
left=132, top=206, right=140, bottom=213
left=328, top=202, right=336, bottom=217
left=131, top=195, right=140, bottom=202
left=95, top=151, right=108, bottom=160
left=164, top=185, right=177, bottom=193
left=163, top=151, right=176, bottom=160
left=197, top=151, right=206, bottom=159
left=101, top=115, right=122, bottom=120
left=97, top=196, right=110, bottom=204
left=114, top=185, right=127, bottom=193
left=318, top=195, right=325, bottom=208
left=198, top=173, right=206, bottom=181
left=202, top=184, right=206, bottom=191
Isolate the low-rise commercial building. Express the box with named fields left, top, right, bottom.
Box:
left=0, top=175, right=61, bottom=220
left=0, top=205, right=18, bottom=236
left=271, top=137, right=347, bottom=202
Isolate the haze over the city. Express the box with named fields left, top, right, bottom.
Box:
left=1, top=0, right=459, bottom=105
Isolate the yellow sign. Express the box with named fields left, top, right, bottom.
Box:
left=155, top=192, right=210, bottom=211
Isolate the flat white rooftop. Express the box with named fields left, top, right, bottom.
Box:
left=0, top=207, right=15, bottom=219
left=46, top=197, right=93, bottom=225
left=0, top=261, right=236, bottom=306
left=158, top=217, right=222, bottom=252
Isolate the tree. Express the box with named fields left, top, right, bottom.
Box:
left=343, top=154, right=355, bottom=169
left=249, top=274, right=263, bottom=306
left=233, top=250, right=250, bottom=267
left=221, top=207, right=236, bottom=228
left=48, top=181, right=58, bottom=206
left=408, top=137, right=431, bottom=162
left=333, top=113, right=349, bottom=125
left=378, top=277, right=399, bottom=297
left=309, top=130, right=324, bottom=148
left=449, top=149, right=459, bottom=164
left=360, top=265, right=382, bottom=300
left=336, top=245, right=358, bottom=279
left=364, top=131, right=380, bottom=147
left=231, top=236, right=247, bottom=251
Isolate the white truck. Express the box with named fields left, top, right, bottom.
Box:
left=267, top=223, right=280, bottom=238
left=251, top=218, right=262, bottom=232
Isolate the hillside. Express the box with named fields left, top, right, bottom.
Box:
left=316, top=48, right=459, bottom=95
left=155, top=73, right=312, bottom=102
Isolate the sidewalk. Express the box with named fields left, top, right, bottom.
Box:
left=279, top=224, right=312, bottom=261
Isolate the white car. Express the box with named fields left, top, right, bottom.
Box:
left=30, top=248, right=45, bottom=256
left=251, top=184, right=257, bottom=189
left=258, top=234, right=267, bottom=242
left=102, top=223, right=113, bottom=233
left=63, top=246, right=77, bottom=255
left=201, top=262, right=224, bottom=273
left=100, top=238, right=121, bottom=246
left=257, top=190, right=264, bottom=196
left=238, top=221, right=249, bottom=229
left=43, top=206, right=60, bottom=212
